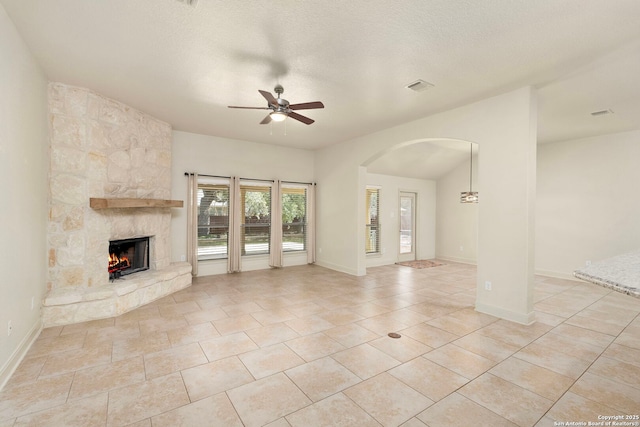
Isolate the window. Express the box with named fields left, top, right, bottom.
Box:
left=197, top=182, right=229, bottom=260
left=366, top=187, right=380, bottom=254
left=282, top=186, right=307, bottom=252
left=195, top=178, right=310, bottom=261
left=241, top=184, right=271, bottom=255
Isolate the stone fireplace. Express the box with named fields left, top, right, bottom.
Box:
left=42, top=83, right=191, bottom=327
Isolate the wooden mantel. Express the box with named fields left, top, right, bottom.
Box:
left=90, top=198, right=184, bottom=209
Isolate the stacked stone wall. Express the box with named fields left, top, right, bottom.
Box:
left=48, top=83, right=173, bottom=291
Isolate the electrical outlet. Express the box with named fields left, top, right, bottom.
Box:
left=180, top=255, right=186, bottom=262
left=485, top=281, right=492, bottom=291
left=459, top=245, right=464, bottom=252
left=7, top=320, right=12, bottom=336
left=585, top=260, right=591, bottom=266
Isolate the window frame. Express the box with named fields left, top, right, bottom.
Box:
left=240, top=181, right=272, bottom=257
left=281, top=185, right=307, bottom=253
left=194, top=177, right=312, bottom=262
left=196, top=178, right=230, bottom=261
left=366, top=186, right=381, bottom=255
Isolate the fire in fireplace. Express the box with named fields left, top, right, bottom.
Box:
left=109, top=237, right=150, bottom=280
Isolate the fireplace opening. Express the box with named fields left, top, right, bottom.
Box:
left=109, top=237, right=150, bottom=280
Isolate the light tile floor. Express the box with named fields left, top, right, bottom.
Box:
left=2, top=262, right=640, bottom=426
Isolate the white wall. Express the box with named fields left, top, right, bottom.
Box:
left=536, top=130, right=640, bottom=278
left=0, top=5, right=49, bottom=389
left=366, top=173, right=436, bottom=267
left=170, top=130, right=315, bottom=276
left=436, top=155, right=478, bottom=264
left=316, top=87, right=538, bottom=324
left=435, top=130, right=640, bottom=280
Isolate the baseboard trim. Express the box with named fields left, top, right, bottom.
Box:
left=534, top=269, right=582, bottom=281
left=0, top=319, right=42, bottom=391
left=366, top=257, right=393, bottom=268
left=436, top=255, right=477, bottom=266
left=475, top=302, right=536, bottom=325
left=315, top=260, right=360, bottom=276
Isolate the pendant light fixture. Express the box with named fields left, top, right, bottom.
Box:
left=460, top=143, right=478, bottom=203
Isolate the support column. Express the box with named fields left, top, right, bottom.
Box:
left=475, top=87, right=537, bottom=324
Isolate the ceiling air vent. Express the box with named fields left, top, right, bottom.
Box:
left=405, top=79, right=434, bottom=92
left=591, top=109, right=614, bottom=116
left=176, top=0, right=198, bottom=7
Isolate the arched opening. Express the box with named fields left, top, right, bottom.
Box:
left=360, top=138, right=479, bottom=272
left=313, top=87, right=536, bottom=324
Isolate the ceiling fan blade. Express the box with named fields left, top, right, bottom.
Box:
left=258, top=90, right=278, bottom=107
left=289, top=101, right=324, bottom=110
left=260, top=114, right=272, bottom=125
left=288, top=111, right=314, bottom=125
left=228, top=106, right=270, bottom=110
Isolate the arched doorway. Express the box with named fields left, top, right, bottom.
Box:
left=361, top=138, right=479, bottom=270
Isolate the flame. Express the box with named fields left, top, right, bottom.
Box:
left=108, top=253, right=130, bottom=272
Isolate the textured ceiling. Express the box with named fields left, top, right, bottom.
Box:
left=2, top=0, right=640, bottom=178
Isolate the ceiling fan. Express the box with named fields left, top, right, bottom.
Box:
left=228, top=85, right=324, bottom=125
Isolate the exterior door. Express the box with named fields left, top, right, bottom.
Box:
left=398, top=192, right=416, bottom=262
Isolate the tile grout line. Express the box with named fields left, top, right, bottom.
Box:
left=533, top=290, right=640, bottom=425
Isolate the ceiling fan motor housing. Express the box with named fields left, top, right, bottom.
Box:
left=276, top=98, right=290, bottom=110
left=274, top=86, right=289, bottom=111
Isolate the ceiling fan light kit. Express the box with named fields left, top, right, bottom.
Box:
left=270, top=111, right=287, bottom=122
left=228, top=85, right=324, bottom=126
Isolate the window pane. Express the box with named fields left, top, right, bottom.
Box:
left=366, top=188, right=380, bottom=254
left=282, top=187, right=306, bottom=252
left=197, top=184, right=229, bottom=260
left=241, top=186, right=271, bottom=255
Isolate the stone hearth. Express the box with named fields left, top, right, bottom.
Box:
left=42, top=263, right=192, bottom=326
left=43, top=83, right=191, bottom=326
